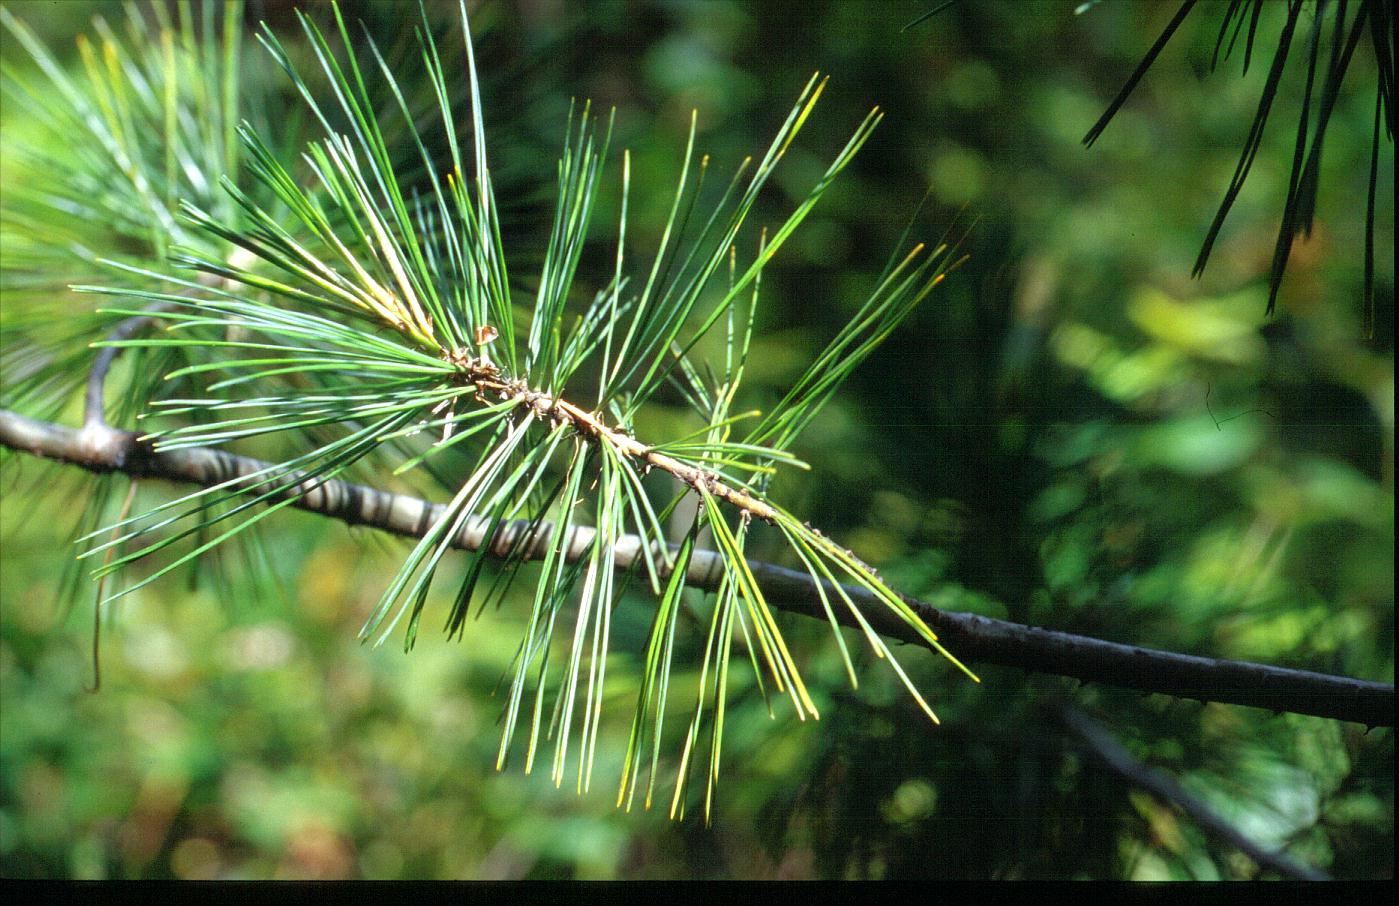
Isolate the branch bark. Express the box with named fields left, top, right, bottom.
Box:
left=451, top=350, right=783, bottom=523
left=1, top=407, right=1393, bottom=728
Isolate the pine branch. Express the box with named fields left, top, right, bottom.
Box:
left=447, top=351, right=781, bottom=523
left=4, top=406, right=1391, bottom=729
left=4, top=0, right=969, bottom=807
left=4, top=1, right=1390, bottom=821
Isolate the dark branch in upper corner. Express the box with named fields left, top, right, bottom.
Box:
left=1, top=407, right=1392, bottom=728
left=1079, top=0, right=1394, bottom=327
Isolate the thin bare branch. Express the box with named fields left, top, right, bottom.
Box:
left=2, top=407, right=1392, bottom=728
left=1055, top=702, right=1331, bottom=880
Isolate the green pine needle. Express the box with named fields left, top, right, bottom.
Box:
left=11, top=0, right=980, bottom=817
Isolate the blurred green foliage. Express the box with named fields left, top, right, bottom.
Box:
left=1, top=0, right=1392, bottom=879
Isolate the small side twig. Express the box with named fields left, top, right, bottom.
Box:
left=1054, top=702, right=1330, bottom=881
left=87, top=478, right=139, bottom=692
left=83, top=301, right=180, bottom=433
left=80, top=302, right=180, bottom=691
left=75, top=301, right=181, bottom=471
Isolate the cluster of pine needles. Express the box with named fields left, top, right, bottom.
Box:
left=1, top=0, right=977, bottom=821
